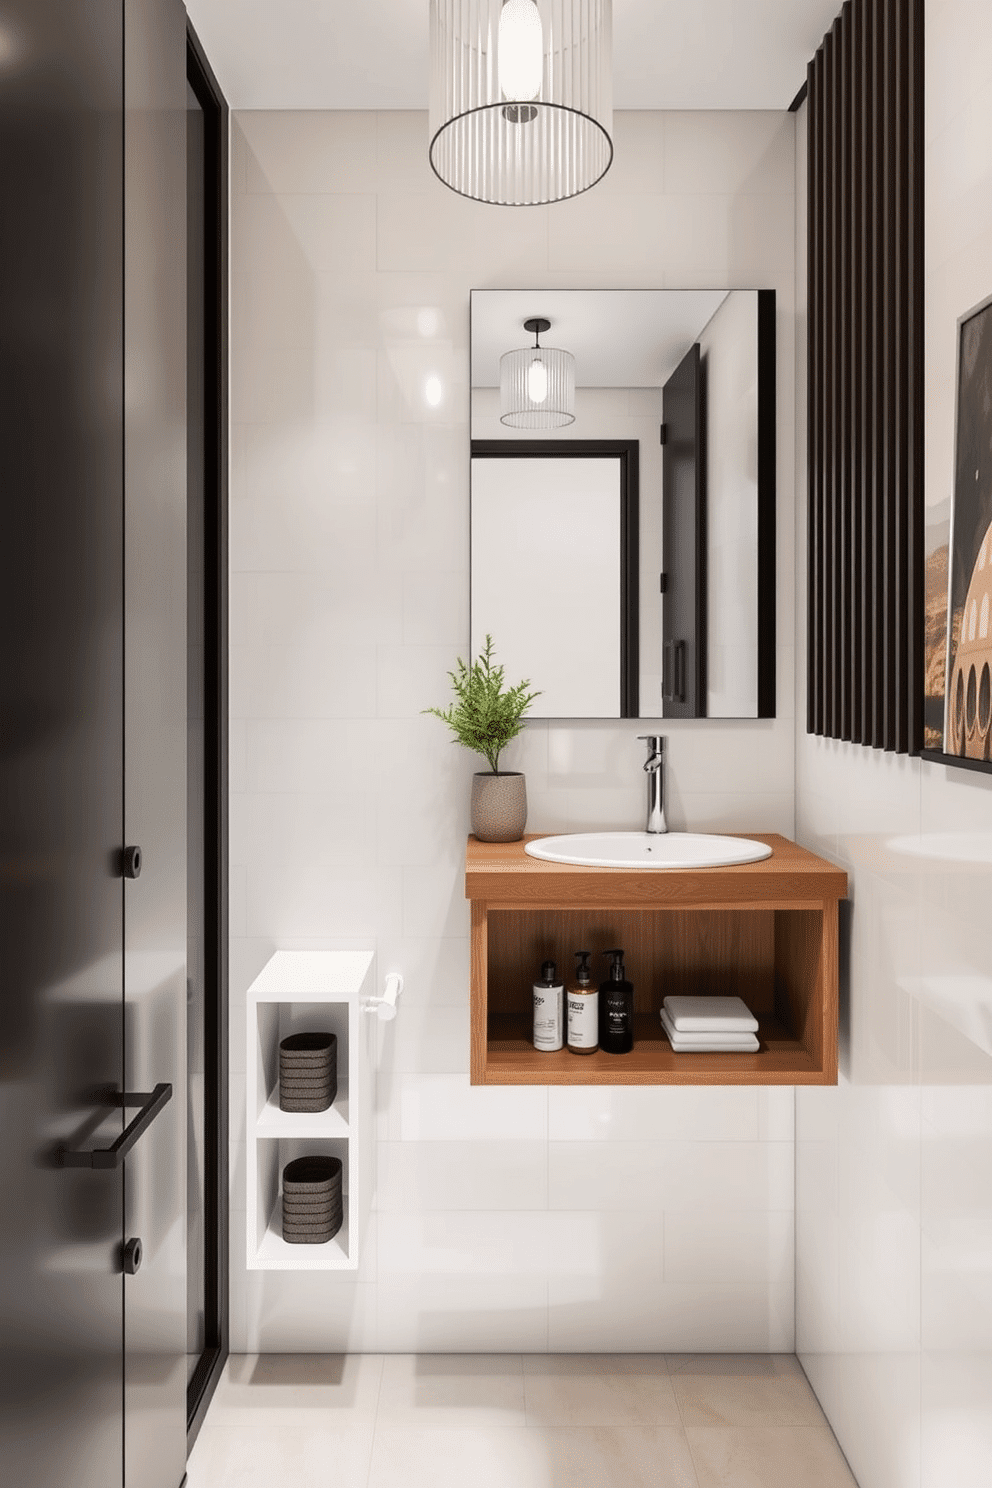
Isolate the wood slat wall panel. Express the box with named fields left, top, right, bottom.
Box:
left=806, top=0, right=923, bottom=753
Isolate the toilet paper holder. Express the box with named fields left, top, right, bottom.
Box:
left=363, top=972, right=403, bottom=1021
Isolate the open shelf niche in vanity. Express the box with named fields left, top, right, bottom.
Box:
left=246, top=950, right=375, bottom=1270
left=466, top=835, right=847, bottom=1086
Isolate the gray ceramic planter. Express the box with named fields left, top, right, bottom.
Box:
left=471, top=771, right=527, bottom=843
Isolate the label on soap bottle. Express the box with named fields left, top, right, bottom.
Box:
left=567, top=990, right=599, bottom=1051
left=533, top=982, right=564, bottom=1051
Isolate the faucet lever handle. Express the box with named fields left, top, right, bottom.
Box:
left=638, top=734, right=665, bottom=772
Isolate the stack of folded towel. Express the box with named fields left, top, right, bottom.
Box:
left=661, top=995, right=760, bottom=1052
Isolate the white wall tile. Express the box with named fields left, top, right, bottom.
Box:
left=240, top=110, right=378, bottom=195
left=375, top=1277, right=549, bottom=1353
left=386, top=1074, right=547, bottom=1143
left=370, top=935, right=470, bottom=1009
left=663, top=1209, right=794, bottom=1287
left=377, top=1210, right=555, bottom=1281
left=379, top=1004, right=470, bottom=1075
left=663, top=111, right=795, bottom=197
left=548, top=1140, right=794, bottom=1213
left=548, top=1085, right=765, bottom=1143
left=375, top=1141, right=548, bottom=1212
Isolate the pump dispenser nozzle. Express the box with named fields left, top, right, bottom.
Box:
left=602, top=948, right=626, bottom=981
left=574, top=950, right=592, bottom=985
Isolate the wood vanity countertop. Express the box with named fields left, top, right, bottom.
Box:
left=465, top=833, right=847, bottom=909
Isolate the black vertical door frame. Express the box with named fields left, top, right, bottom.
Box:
left=184, top=20, right=229, bottom=1450
left=661, top=343, right=706, bottom=718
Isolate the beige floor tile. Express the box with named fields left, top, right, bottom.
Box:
left=667, top=1353, right=802, bottom=1377
left=185, top=1420, right=375, bottom=1488
left=204, top=1352, right=384, bottom=1424
left=672, top=1356, right=826, bottom=1426
left=686, top=1426, right=859, bottom=1488
left=523, top=1353, right=680, bottom=1427
left=367, top=1424, right=699, bottom=1488
left=524, top=1353, right=672, bottom=1376
left=376, top=1353, right=526, bottom=1428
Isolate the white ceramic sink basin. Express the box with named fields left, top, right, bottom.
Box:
left=524, top=831, right=773, bottom=870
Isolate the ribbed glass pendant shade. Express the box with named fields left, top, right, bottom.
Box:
left=429, top=0, right=613, bottom=206
left=500, top=345, right=575, bottom=427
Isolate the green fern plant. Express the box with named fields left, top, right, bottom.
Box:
left=424, top=635, right=541, bottom=776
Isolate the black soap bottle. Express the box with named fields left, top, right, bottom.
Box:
left=599, top=949, right=634, bottom=1054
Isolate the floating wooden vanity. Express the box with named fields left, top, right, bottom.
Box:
left=466, top=834, right=846, bottom=1086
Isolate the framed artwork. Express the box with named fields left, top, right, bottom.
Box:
left=923, top=294, right=992, bottom=771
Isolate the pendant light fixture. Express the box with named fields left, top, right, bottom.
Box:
left=429, top=0, right=613, bottom=206
left=500, top=318, right=575, bottom=428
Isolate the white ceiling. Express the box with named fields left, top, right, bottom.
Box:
left=185, top=0, right=841, bottom=112
left=471, top=289, right=734, bottom=388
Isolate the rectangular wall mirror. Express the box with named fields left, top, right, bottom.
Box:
left=470, top=288, right=777, bottom=720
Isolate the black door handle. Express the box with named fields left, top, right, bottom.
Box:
left=60, top=1083, right=172, bottom=1169
left=663, top=639, right=686, bottom=703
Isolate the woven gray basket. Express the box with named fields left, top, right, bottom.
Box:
left=281, top=1156, right=344, bottom=1245
left=279, top=1032, right=337, bottom=1112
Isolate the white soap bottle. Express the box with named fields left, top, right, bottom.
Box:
left=533, top=960, right=564, bottom=1052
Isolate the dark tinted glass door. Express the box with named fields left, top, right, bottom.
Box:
left=0, top=4, right=126, bottom=1484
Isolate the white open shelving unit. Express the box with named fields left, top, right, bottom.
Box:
left=246, top=950, right=375, bottom=1271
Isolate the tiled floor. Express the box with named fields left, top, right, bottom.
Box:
left=187, top=1353, right=859, bottom=1488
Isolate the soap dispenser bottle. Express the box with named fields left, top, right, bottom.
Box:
left=533, top=960, right=564, bottom=1052
left=567, top=951, right=598, bottom=1055
left=599, top=949, right=634, bottom=1054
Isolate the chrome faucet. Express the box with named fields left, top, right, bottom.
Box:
left=638, top=735, right=668, bottom=834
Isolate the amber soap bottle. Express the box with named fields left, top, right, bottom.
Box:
left=567, top=950, right=598, bottom=1054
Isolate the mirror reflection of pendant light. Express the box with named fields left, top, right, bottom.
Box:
left=429, top=0, right=613, bottom=206
left=500, top=318, right=575, bottom=428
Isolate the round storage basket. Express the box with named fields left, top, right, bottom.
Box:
left=279, top=1031, right=337, bottom=1113
left=281, top=1155, right=343, bottom=1245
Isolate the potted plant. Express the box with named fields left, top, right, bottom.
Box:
left=424, top=635, right=541, bottom=843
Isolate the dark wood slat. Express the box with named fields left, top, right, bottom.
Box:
left=857, top=0, right=873, bottom=743
left=838, top=3, right=853, bottom=742
left=907, top=0, right=925, bottom=756
left=807, top=51, right=820, bottom=734
left=824, top=26, right=837, bottom=737
left=806, top=0, right=922, bottom=755
left=849, top=0, right=864, bottom=743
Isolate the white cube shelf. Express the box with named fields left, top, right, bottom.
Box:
left=246, top=950, right=375, bottom=1271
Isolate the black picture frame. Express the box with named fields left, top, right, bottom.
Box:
left=922, top=293, right=992, bottom=774
left=470, top=438, right=640, bottom=717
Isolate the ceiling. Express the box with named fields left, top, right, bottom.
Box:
left=471, top=290, right=733, bottom=389
left=185, top=0, right=840, bottom=112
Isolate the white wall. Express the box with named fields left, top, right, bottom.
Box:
left=229, top=108, right=797, bottom=1352
left=794, top=7, right=992, bottom=1484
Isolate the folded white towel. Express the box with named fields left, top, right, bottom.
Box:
left=660, top=1009, right=759, bottom=1047
left=662, top=995, right=758, bottom=1033
left=660, top=1009, right=759, bottom=1051
left=665, top=1036, right=760, bottom=1053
